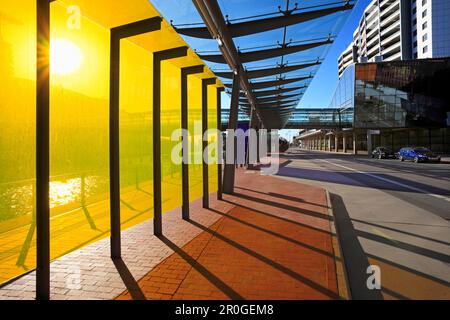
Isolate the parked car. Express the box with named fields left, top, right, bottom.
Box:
left=398, top=147, right=441, bottom=163
left=371, top=147, right=396, bottom=159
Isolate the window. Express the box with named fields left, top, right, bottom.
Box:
left=422, top=0, right=427, bottom=5
left=423, top=33, right=428, bottom=41
left=413, top=30, right=417, bottom=37
left=413, top=41, right=417, bottom=48
left=423, top=45, right=428, bottom=53
left=422, top=9, right=427, bottom=18
left=422, top=21, right=427, bottom=30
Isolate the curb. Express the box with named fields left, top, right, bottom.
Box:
left=325, top=189, right=352, bottom=300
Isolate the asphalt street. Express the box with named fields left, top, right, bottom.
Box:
left=276, top=148, right=450, bottom=299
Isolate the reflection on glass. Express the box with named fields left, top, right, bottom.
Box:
left=354, top=60, right=450, bottom=129
left=0, top=0, right=37, bottom=283
left=50, top=39, right=83, bottom=75
left=0, top=0, right=219, bottom=285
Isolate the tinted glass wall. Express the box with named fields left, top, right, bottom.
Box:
left=373, top=128, right=450, bottom=153
left=0, top=0, right=220, bottom=285
left=354, top=59, right=450, bottom=129
left=0, top=0, right=36, bottom=283
left=329, top=64, right=355, bottom=111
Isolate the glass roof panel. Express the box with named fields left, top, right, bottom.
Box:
left=151, top=0, right=356, bottom=128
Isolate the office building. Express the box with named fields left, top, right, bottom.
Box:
left=298, top=58, right=450, bottom=153
left=338, top=0, right=450, bottom=77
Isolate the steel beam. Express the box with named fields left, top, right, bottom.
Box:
left=36, top=0, right=51, bottom=301
left=246, top=108, right=260, bottom=168
left=109, top=17, right=162, bottom=258
left=181, top=65, right=204, bottom=220
left=191, top=0, right=263, bottom=127
left=223, top=73, right=240, bottom=194
left=202, top=78, right=217, bottom=208
left=176, top=3, right=354, bottom=39
left=216, top=87, right=225, bottom=200
left=153, top=46, right=188, bottom=235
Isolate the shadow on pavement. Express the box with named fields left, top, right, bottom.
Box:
left=232, top=191, right=333, bottom=221
left=331, top=193, right=450, bottom=299
left=330, top=193, right=383, bottom=300
left=113, top=258, right=146, bottom=300
left=235, top=186, right=329, bottom=208
left=278, top=166, right=450, bottom=196
left=157, top=234, right=244, bottom=300
left=187, top=218, right=340, bottom=299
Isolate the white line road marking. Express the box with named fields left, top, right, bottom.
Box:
left=371, top=227, right=399, bottom=245
left=318, top=159, right=450, bottom=202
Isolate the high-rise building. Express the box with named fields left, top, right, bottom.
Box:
left=338, top=0, right=450, bottom=77
left=338, top=43, right=357, bottom=78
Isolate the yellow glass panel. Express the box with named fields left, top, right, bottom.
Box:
left=207, top=86, right=219, bottom=193
left=0, top=0, right=222, bottom=285
left=0, top=0, right=36, bottom=284
left=161, top=61, right=182, bottom=214
left=58, top=0, right=159, bottom=29
left=119, top=36, right=154, bottom=230
left=49, top=2, right=111, bottom=258
left=188, top=76, right=203, bottom=202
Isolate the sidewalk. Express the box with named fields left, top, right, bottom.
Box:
left=117, top=170, right=344, bottom=300
left=0, top=169, right=344, bottom=300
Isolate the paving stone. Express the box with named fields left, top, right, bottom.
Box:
left=0, top=193, right=228, bottom=300
left=117, top=170, right=339, bottom=300
left=1, top=170, right=339, bottom=301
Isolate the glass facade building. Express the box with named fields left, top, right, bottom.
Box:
left=329, top=58, right=450, bottom=152
left=354, top=58, right=450, bottom=129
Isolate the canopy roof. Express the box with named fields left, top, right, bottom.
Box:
left=54, top=0, right=222, bottom=81
left=152, top=0, right=356, bottom=129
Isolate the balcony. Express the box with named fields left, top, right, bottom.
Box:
left=379, top=0, right=397, bottom=9
left=365, top=6, right=378, bottom=25
left=380, top=0, right=399, bottom=20
left=367, top=41, right=380, bottom=57
left=380, top=19, right=400, bottom=38
left=380, top=10, right=400, bottom=28
left=387, top=50, right=402, bottom=60
left=382, top=41, right=401, bottom=57
left=366, top=22, right=380, bottom=39
left=366, top=32, right=380, bottom=48
left=381, top=29, right=401, bottom=48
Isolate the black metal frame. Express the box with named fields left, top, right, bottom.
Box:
left=110, top=17, right=162, bottom=259
left=201, top=78, right=217, bottom=208
left=35, top=1, right=164, bottom=298
left=181, top=65, right=204, bottom=220
left=223, top=72, right=240, bottom=194
left=216, top=87, right=225, bottom=200
left=36, top=0, right=51, bottom=301
left=33, top=0, right=221, bottom=300
left=153, top=47, right=189, bottom=235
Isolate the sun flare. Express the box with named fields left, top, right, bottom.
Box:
left=50, top=39, right=83, bottom=75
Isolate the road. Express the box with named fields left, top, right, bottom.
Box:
left=276, top=148, right=450, bottom=300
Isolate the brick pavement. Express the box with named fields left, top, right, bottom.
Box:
left=117, top=170, right=341, bottom=300
left=0, top=195, right=232, bottom=300
left=0, top=169, right=342, bottom=300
